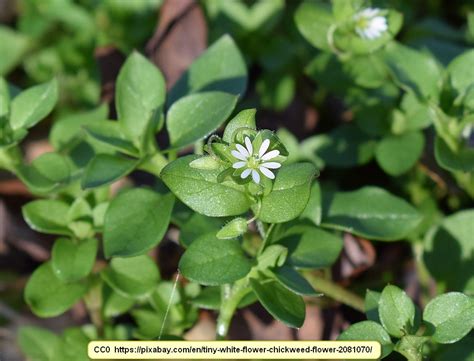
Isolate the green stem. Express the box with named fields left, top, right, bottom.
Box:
left=138, top=152, right=169, bottom=177
left=194, top=139, right=204, bottom=155
left=0, top=146, right=21, bottom=173
left=304, top=272, right=365, bottom=312
left=216, top=282, right=248, bottom=340
left=256, top=222, right=274, bottom=256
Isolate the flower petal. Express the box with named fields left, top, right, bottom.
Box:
left=245, top=137, right=253, bottom=155
left=232, top=161, right=246, bottom=169
left=261, top=162, right=281, bottom=169
left=241, top=168, right=251, bottom=179
left=259, top=166, right=275, bottom=179
left=261, top=150, right=280, bottom=160
left=231, top=150, right=247, bottom=161
left=258, top=139, right=270, bottom=157
left=235, top=144, right=249, bottom=157
left=251, top=170, right=260, bottom=184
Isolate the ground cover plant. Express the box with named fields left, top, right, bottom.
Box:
left=0, top=0, right=473, bottom=360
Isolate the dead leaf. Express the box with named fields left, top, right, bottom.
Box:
left=146, top=0, right=207, bottom=89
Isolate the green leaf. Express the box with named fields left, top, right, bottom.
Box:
left=191, top=286, right=221, bottom=310
left=435, top=335, right=474, bottom=361
left=423, top=292, right=474, bottom=344
left=316, top=124, right=377, bottom=168
left=379, top=285, right=416, bottom=338
left=179, top=233, right=252, bottom=286
left=250, top=275, right=305, bottom=328
left=0, top=26, right=30, bottom=75
left=32, top=152, right=71, bottom=184
left=23, top=200, right=71, bottom=236
left=300, top=182, right=322, bottom=225
left=25, top=262, right=87, bottom=317
left=321, top=186, right=422, bottom=241
left=132, top=308, right=163, bottom=338
left=179, top=211, right=225, bottom=247
left=424, top=210, right=474, bottom=293
left=101, top=255, right=160, bottom=298
left=52, top=238, right=98, bottom=282
left=53, top=327, right=91, bottom=361
left=435, top=135, right=474, bottom=173
left=166, top=91, right=238, bottom=149
left=275, top=225, right=343, bottom=269
left=0, top=77, right=10, bottom=117
left=272, top=265, right=319, bottom=296
left=294, top=0, right=333, bottom=51
left=82, top=154, right=139, bottom=189
left=104, top=188, right=174, bottom=258
left=102, top=286, right=134, bottom=318
left=116, top=51, right=165, bottom=143
left=168, top=35, right=247, bottom=105
left=161, top=155, right=251, bottom=217
left=375, top=131, right=425, bottom=176
left=19, top=326, right=60, bottom=361
left=257, top=245, right=287, bottom=270
left=84, top=121, right=139, bottom=156
left=49, top=105, right=108, bottom=150
left=384, top=42, right=442, bottom=100
left=338, top=321, right=394, bottom=358
left=257, top=163, right=317, bottom=223
left=10, top=78, right=58, bottom=130
left=216, top=217, right=248, bottom=239
left=365, top=290, right=382, bottom=323
left=223, top=109, right=256, bottom=143
left=446, top=49, right=474, bottom=99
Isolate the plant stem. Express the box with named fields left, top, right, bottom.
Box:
left=304, top=272, right=365, bottom=312
left=216, top=282, right=248, bottom=340
left=138, top=152, right=169, bottom=176
left=0, top=146, right=21, bottom=173
left=256, top=222, right=274, bottom=256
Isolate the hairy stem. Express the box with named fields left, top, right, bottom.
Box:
left=216, top=282, right=248, bottom=340
left=304, top=272, right=365, bottom=312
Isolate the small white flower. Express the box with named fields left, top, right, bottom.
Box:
left=231, top=137, right=281, bottom=184
left=354, top=7, right=388, bottom=40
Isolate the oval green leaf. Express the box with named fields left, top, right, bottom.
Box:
left=375, top=131, right=425, bottom=176
left=101, top=255, right=160, bottom=298
left=276, top=225, right=343, bottom=269
left=321, top=186, right=422, bottom=241
left=52, top=237, right=98, bottom=282
left=25, top=262, right=88, bottom=317
left=250, top=275, right=305, bottom=328
left=161, top=155, right=251, bottom=217
left=168, top=34, right=247, bottom=105
left=257, top=163, right=317, bottom=223
left=423, top=292, right=474, bottom=344
left=103, top=188, right=174, bottom=258
left=338, top=321, right=393, bottom=358
left=166, top=91, right=238, bottom=149
left=82, top=154, right=139, bottom=189
left=10, top=78, right=58, bottom=130
left=179, top=233, right=252, bottom=286
left=379, top=285, right=416, bottom=338
left=22, top=200, right=71, bottom=236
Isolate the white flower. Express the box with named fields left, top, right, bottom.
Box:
left=231, top=137, right=281, bottom=184
left=353, top=8, right=388, bottom=40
